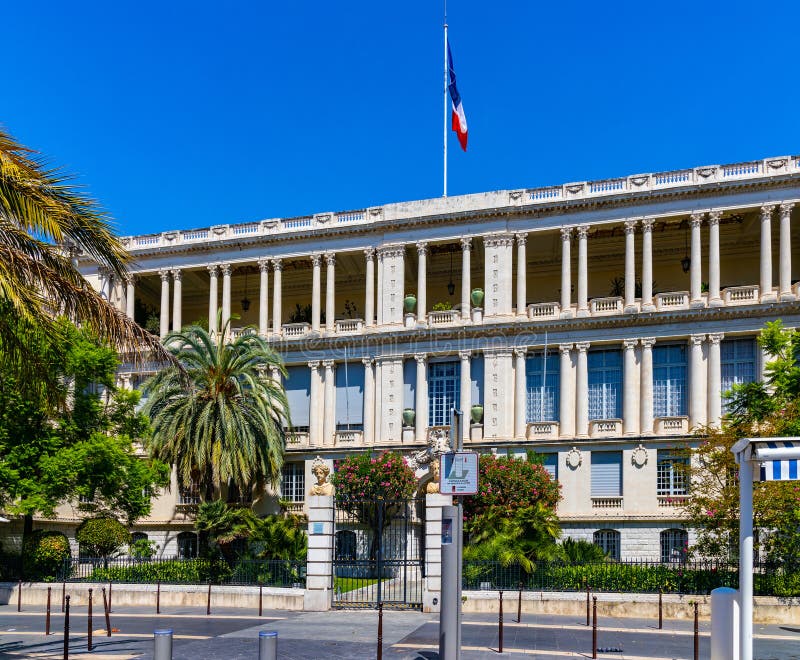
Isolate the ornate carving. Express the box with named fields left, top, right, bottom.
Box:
left=325, top=252, right=336, bottom=267
left=690, top=334, right=706, bottom=346
left=575, top=341, right=590, bottom=353
left=780, top=202, right=795, bottom=217
left=425, top=458, right=441, bottom=494
left=641, top=217, right=655, bottom=232
left=631, top=444, right=648, bottom=468
left=767, top=158, right=787, bottom=169
left=207, top=264, right=219, bottom=277
left=623, top=338, right=638, bottom=350
left=405, top=430, right=452, bottom=471
left=696, top=167, right=716, bottom=178
left=376, top=245, right=405, bottom=259
left=689, top=212, right=705, bottom=228
left=460, top=236, right=472, bottom=251
left=576, top=225, right=589, bottom=240
left=629, top=175, right=650, bottom=187
left=566, top=447, right=582, bottom=469
left=307, top=360, right=320, bottom=370
left=171, top=269, right=182, bottom=282
left=761, top=204, right=776, bottom=220
left=513, top=347, right=527, bottom=359
left=258, top=257, right=271, bottom=272
left=509, top=190, right=524, bottom=201
left=707, top=211, right=722, bottom=226
left=220, top=263, right=232, bottom=277
left=310, top=253, right=323, bottom=268
left=640, top=337, right=656, bottom=349
left=414, top=353, right=427, bottom=365
left=565, top=183, right=584, bottom=194
left=416, top=241, right=429, bottom=256
left=361, top=357, right=373, bottom=367
left=271, top=258, right=284, bottom=272
left=364, top=247, right=376, bottom=260
left=211, top=225, right=228, bottom=236
left=560, top=227, right=573, bottom=241
left=484, top=233, right=514, bottom=248
left=708, top=332, right=724, bottom=345
left=322, top=359, right=335, bottom=370
left=158, top=269, right=171, bottom=282
left=558, top=343, right=573, bottom=355
left=624, top=219, right=638, bottom=234
left=309, top=456, right=334, bottom=496
left=459, top=350, right=472, bottom=362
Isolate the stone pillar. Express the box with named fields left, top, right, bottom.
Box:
left=258, top=258, right=270, bottom=336
left=575, top=342, right=590, bottom=438
left=779, top=202, right=795, bottom=301
left=221, top=263, right=232, bottom=334
left=623, top=339, right=639, bottom=436
left=125, top=276, right=135, bottom=319
left=97, top=267, right=108, bottom=300
left=272, top=259, right=283, bottom=335
left=208, top=265, right=219, bottom=335
left=159, top=269, right=170, bottom=338
left=514, top=348, right=527, bottom=439
left=484, top=234, right=513, bottom=316
left=576, top=225, right=589, bottom=317
left=364, top=248, right=375, bottom=326
left=707, top=211, right=722, bottom=307
left=560, top=227, right=573, bottom=317
left=516, top=233, right=527, bottom=316
left=377, top=246, right=405, bottom=325
left=689, top=334, right=707, bottom=429
left=641, top=218, right=655, bottom=312
left=690, top=212, right=704, bottom=307
left=423, top=493, right=454, bottom=613
left=308, top=361, right=321, bottom=447
left=559, top=343, right=575, bottom=437
left=624, top=219, right=638, bottom=313
left=459, top=350, right=471, bottom=444
left=171, top=269, right=182, bottom=332
left=376, top=356, right=403, bottom=442
left=310, top=254, right=322, bottom=332
left=760, top=204, right=776, bottom=302
left=304, top=494, right=334, bottom=612
left=640, top=338, right=655, bottom=434
left=325, top=252, right=336, bottom=333
left=460, top=237, right=471, bottom=320
left=415, top=354, right=427, bottom=442
left=707, top=332, right=724, bottom=429
left=323, top=360, right=335, bottom=446
left=482, top=349, right=514, bottom=439
left=417, top=242, right=428, bottom=324
left=376, top=251, right=384, bottom=325
left=116, top=276, right=125, bottom=313
left=362, top=358, right=374, bottom=443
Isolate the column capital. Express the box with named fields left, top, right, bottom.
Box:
left=623, top=338, right=638, bottom=350
left=414, top=353, right=427, bottom=365
left=641, top=217, right=655, bottom=232
left=124, top=274, right=136, bottom=286
left=780, top=202, right=795, bottom=217
left=171, top=268, right=182, bottom=281
left=513, top=347, right=527, bottom=359
left=459, top=349, right=472, bottom=361
left=558, top=343, right=573, bottom=355
left=322, top=359, right=335, bottom=369
left=308, top=360, right=320, bottom=370
left=640, top=337, right=656, bottom=348
left=97, top=265, right=111, bottom=278
left=761, top=204, right=776, bottom=219
left=258, top=257, right=271, bottom=272
left=416, top=241, right=429, bottom=256
left=158, top=268, right=171, bottom=281
left=364, top=247, right=375, bottom=260
left=271, top=258, right=283, bottom=271
left=560, top=226, right=573, bottom=241
left=324, top=252, right=336, bottom=266
left=460, top=236, right=472, bottom=251
left=484, top=232, right=514, bottom=248
left=361, top=357, right=374, bottom=367
left=575, top=224, right=589, bottom=240
left=689, top=212, right=705, bottom=228
left=575, top=341, right=590, bottom=353
left=310, top=253, right=323, bottom=267
left=708, top=332, right=725, bottom=345
left=376, top=244, right=404, bottom=259
left=707, top=210, right=722, bottom=226
left=220, top=263, right=232, bottom=277
left=207, top=264, right=219, bottom=276
left=689, top=334, right=706, bottom=346
left=624, top=219, right=638, bottom=234
left=515, top=232, right=528, bottom=246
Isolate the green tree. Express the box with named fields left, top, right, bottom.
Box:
left=76, top=517, right=131, bottom=567
left=195, top=500, right=259, bottom=560
left=143, top=320, right=290, bottom=500
left=22, top=530, right=71, bottom=580
left=250, top=514, right=308, bottom=561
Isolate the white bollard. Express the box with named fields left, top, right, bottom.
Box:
left=259, top=630, right=278, bottom=660
left=711, top=587, right=740, bottom=660
left=154, top=628, right=173, bottom=660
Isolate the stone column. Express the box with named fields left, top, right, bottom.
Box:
left=482, top=349, right=514, bottom=439
left=310, top=254, right=322, bottom=332
left=640, top=338, right=655, bottom=434
left=362, top=358, right=374, bottom=443
left=221, top=263, right=232, bottom=334
left=323, top=360, right=335, bottom=446
left=115, top=276, right=125, bottom=313
left=459, top=350, right=471, bottom=443
left=560, top=228, right=573, bottom=318
left=171, top=269, right=182, bottom=332
left=377, top=246, right=405, bottom=325
left=559, top=343, right=575, bottom=437
left=689, top=212, right=704, bottom=307
left=516, top=233, right=527, bottom=316
left=272, top=259, right=283, bottom=335
left=158, top=268, right=170, bottom=338
left=376, top=356, right=403, bottom=442
left=622, top=339, right=639, bottom=435
left=308, top=361, right=321, bottom=447
left=641, top=218, right=655, bottom=312
left=304, top=494, right=334, bottom=612
left=364, top=248, right=375, bottom=326
left=779, top=202, right=795, bottom=301
left=417, top=242, right=428, bottom=324
left=624, top=219, right=638, bottom=313
left=514, top=348, right=527, bottom=439
left=460, top=237, right=471, bottom=320
left=208, top=265, right=219, bottom=335
left=415, top=354, right=427, bottom=442
left=707, top=211, right=722, bottom=306
left=707, top=332, right=724, bottom=429
left=325, top=252, right=336, bottom=333
left=576, top=225, right=589, bottom=317
left=760, top=204, right=776, bottom=302
left=258, top=257, right=270, bottom=336
left=423, top=493, right=454, bottom=613
left=97, top=267, right=108, bottom=299
left=575, top=342, right=590, bottom=438
left=689, top=334, right=707, bottom=429
left=376, top=250, right=384, bottom=325
left=484, top=234, right=514, bottom=316
left=125, top=276, right=135, bottom=319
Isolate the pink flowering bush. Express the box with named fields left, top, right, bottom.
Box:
left=331, top=451, right=416, bottom=502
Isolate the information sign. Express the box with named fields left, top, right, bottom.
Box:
left=440, top=452, right=479, bottom=495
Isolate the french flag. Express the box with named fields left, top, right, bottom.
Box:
left=447, top=42, right=468, bottom=151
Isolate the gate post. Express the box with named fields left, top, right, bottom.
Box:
left=423, top=492, right=454, bottom=612
left=304, top=494, right=334, bottom=611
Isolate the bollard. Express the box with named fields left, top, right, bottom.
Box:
left=586, top=584, right=590, bottom=626
left=154, top=629, right=173, bottom=660
left=87, top=588, right=93, bottom=652
left=63, top=595, right=70, bottom=660
left=107, top=581, right=112, bottom=613
left=658, top=588, right=663, bottom=629
left=259, top=631, right=278, bottom=660
left=498, top=590, right=504, bottom=654
left=102, top=588, right=111, bottom=637
left=592, top=596, right=597, bottom=660
left=377, top=602, right=383, bottom=660
left=517, top=581, right=522, bottom=624
left=710, top=587, right=739, bottom=660
left=206, top=582, right=212, bottom=615
left=62, top=581, right=66, bottom=613
left=693, top=601, right=699, bottom=660
left=259, top=584, right=263, bottom=617
left=157, top=580, right=161, bottom=614
left=46, top=587, right=52, bottom=636
left=17, top=579, right=22, bottom=612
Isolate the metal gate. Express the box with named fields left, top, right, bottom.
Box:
left=331, top=497, right=425, bottom=609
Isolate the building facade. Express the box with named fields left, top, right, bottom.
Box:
left=19, top=155, right=800, bottom=560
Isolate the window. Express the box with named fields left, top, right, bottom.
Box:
left=227, top=481, right=253, bottom=506
left=178, top=480, right=200, bottom=506
left=335, top=360, right=364, bottom=431
left=593, top=529, right=620, bottom=561
left=335, top=530, right=357, bottom=561
left=591, top=452, right=622, bottom=497
left=281, top=463, right=305, bottom=503
left=660, top=529, right=688, bottom=563
left=653, top=345, right=687, bottom=417
left=428, top=361, right=460, bottom=427
left=657, top=452, right=688, bottom=497
left=541, top=453, right=558, bottom=480
left=588, top=349, right=622, bottom=420
left=176, top=532, right=198, bottom=559
left=526, top=352, right=559, bottom=422
left=721, top=338, right=757, bottom=412
left=130, top=532, right=148, bottom=543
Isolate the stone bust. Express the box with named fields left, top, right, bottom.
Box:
left=309, top=456, right=334, bottom=496
left=425, top=458, right=441, bottom=494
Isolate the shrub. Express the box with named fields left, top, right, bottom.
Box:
left=22, top=530, right=71, bottom=580
left=76, top=517, right=130, bottom=563
left=130, top=538, right=158, bottom=560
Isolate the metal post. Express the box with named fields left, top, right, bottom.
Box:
left=592, top=596, right=597, bottom=660
left=658, top=588, right=663, bottom=629
left=87, top=588, right=93, bottom=652
left=259, top=583, right=263, bottom=617
left=206, top=582, right=211, bottom=615
left=517, top=580, right=522, bottom=623
left=377, top=602, right=383, bottom=660
left=107, top=581, right=112, bottom=613
left=46, top=587, right=51, bottom=636
left=17, top=579, right=21, bottom=611
left=102, top=588, right=111, bottom=637
left=439, top=504, right=460, bottom=660
left=586, top=584, right=590, bottom=626
left=154, top=629, right=173, bottom=660
left=258, top=631, right=277, bottom=660
left=739, top=452, right=754, bottom=660
left=694, top=601, right=699, bottom=660
left=498, top=590, right=504, bottom=654
left=156, top=580, right=161, bottom=614
left=62, top=581, right=66, bottom=613
left=63, top=595, right=70, bottom=660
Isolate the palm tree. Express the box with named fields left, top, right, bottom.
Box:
left=143, top=320, right=290, bottom=501
left=0, top=127, right=169, bottom=400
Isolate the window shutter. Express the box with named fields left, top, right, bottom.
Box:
left=334, top=361, right=364, bottom=426
left=591, top=451, right=622, bottom=497
left=284, top=365, right=311, bottom=427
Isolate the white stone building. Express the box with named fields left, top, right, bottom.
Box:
left=20, top=154, right=800, bottom=561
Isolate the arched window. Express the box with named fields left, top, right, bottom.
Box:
left=176, top=531, right=198, bottom=559
left=335, top=530, right=357, bottom=561
left=130, top=532, right=148, bottom=543
left=593, top=529, right=620, bottom=561
left=660, top=528, right=688, bottom=563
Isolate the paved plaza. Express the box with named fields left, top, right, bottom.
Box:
left=0, top=603, right=798, bottom=659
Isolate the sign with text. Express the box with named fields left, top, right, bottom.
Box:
left=440, top=452, right=479, bottom=495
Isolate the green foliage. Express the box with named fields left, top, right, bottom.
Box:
left=22, top=530, right=71, bottom=580
left=432, top=301, right=453, bottom=311
left=249, top=514, right=308, bottom=561
left=76, top=517, right=130, bottom=560
left=130, top=538, right=157, bottom=560
left=557, top=538, right=609, bottom=563
left=195, top=500, right=258, bottom=559
left=332, top=451, right=417, bottom=502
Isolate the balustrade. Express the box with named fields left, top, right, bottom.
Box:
left=589, top=296, right=623, bottom=316
left=722, top=285, right=759, bottom=305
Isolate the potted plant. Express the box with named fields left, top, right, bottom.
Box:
left=403, top=293, right=417, bottom=314
left=432, top=301, right=453, bottom=312
left=402, top=408, right=416, bottom=427
left=470, top=404, right=484, bottom=424
left=470, top=288, right=484, bottom=308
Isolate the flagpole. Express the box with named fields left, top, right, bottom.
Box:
left=443, top=0, right=448, bottom=198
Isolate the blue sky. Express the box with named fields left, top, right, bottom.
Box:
left=4, top=1, right=797, bottom=236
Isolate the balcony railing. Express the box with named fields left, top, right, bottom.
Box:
left=335, top=429, right=363, bottom=444
left=334, top=318, right=364, bottom=334
left=657, top=495, right=688, bottom=507
left=282, top=322, right=311, bottom=338
left=654, top=291, right=689, bottom=311
left=591, top=496, right=623, bottom=508
left=428, top=310, right=460, bottom=326
left=526, top=421, right=559, bottom=439
left=527, top=302, right=560, bottom=320
left=589, top=296, right=623, bottom=316
left=723, top=285, right=759, bottom=305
